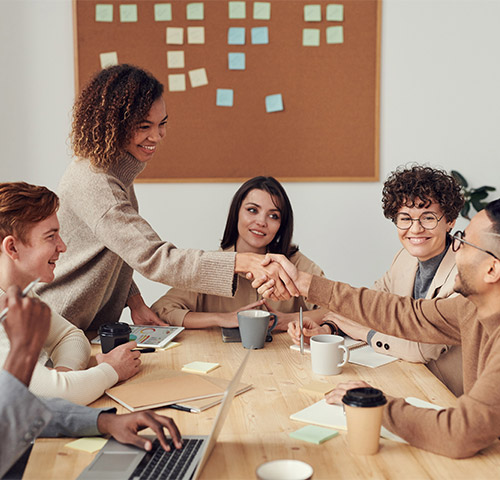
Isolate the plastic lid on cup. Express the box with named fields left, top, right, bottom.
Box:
left=98, top=322, right=131, bottom=337
left=342, top=387, right=387, bottom=408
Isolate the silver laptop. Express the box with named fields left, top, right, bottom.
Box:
left=78, top=350, right=251, bottom=480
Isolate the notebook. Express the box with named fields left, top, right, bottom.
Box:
left=77, top=349, right=252, bottom=480
left=92, top=325, right=184, bottom=349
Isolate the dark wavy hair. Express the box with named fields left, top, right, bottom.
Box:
left=382, top=165, right=464, bottom=221
left=485, top=199, right=500, bottom=236
left=71, top=64, right=164, bottom=170
left=220, top=176, right=299, bottom=257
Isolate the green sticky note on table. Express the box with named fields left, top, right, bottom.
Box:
left=96, top=4, right=113, bottom=22
left=155, top=3, right=172, bottom=21
left=65, top=437, right=108, bottom=453
left=326, top=26, right=343, bottom=44
left=182, top=361, right=220, bottom=374
left=120, top=4, right=138, bottom=22
left=304, top=4, right=321, bottom=22
left=186, top=3, right=204, bottom=20
left=303, top=28, right=320, bottom=47
left=289, top=425, right=339, bottom=445
left=326, top=4, right=344, bottom=21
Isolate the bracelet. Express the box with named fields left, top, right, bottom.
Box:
left=320, top=321, right=339, bottom=335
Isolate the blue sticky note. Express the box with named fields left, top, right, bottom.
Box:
left=96, top=4, right=113, bottom=22
left=326, top=26, right=343, bottom=44
left=228, top=27, right=245, bottom=45
left=326, top=4, right=344, bottom=21
left=120, top=4, right=138, bottom=22
left=304, top=4, right=321, bottom=22
left=186, top=2, right=204, bottom=20
left=216, top=89, right=234, bottom=107
left=228, top=52, right=245, bottom=70
left=265, top=94, right=283, bottom=113
left=154, top=3, right=172, bottom=21
left=289, top=425, right=339, bottom=445
left=251, top=27, right=269, bottom=45
left=303, top=28, right=320, bottom=47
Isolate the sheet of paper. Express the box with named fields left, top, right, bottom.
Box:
left=251, top=27, right=269, bottom=45
left=65, top=437, right=107, bottom=454
left=265, top=94, right=283, bottom=113
left=348, top=345, right=397, bottom=368
left=302, top=28, right=320, bottom=47
left=304, top=5, right=321, bottom=22
left=228, top=1, right=246, bottom=19
left=100, top=52, right=118, bottom=69
left=155, top=3, right=172, bottom=22
left=186, top=2, right=204, bottom=20
left=167, top=51, right=185, bottom=69
left=290, top=425, right=338, bottom=444
left=96, top=4, right=113, bottom=22
left=168, top=74, right=186, bottom=92
left=228, top=27, right=246, bottom=45
left=166, top=27, right=184, bottom=45
left=120, top=4, right=138, bottom=22
left=326, top=26, right=344, bottom=44
left=216, top=89, right=234, bottom=107
left=187, top=26, right=205, bottom=44
left=253, top=2, right=271, bottom=20
left=326, top=4, right=344, bottom=21
left=182, top=361, right=220, bottom=374
left=188, top=68, right=208, bottom=88
left=228, top=52, right=246, bottom=70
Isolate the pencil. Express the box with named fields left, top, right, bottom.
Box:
left=299, top=307, right=304, bottom=355
left=0, top=278, right=41, bottom=324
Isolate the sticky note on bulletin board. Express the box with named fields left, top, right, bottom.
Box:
left=74, top=0, right=381, bottom=182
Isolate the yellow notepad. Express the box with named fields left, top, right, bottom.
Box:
left=65, top=437, right=108, bottom=453
left=182, top=361, right=220, bottom=374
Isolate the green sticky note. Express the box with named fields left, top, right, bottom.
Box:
left=120, top=4, right=137, bottom=22
left=289, top=425, right=339, bottom=445
left=302, top=28, right=320, bottom=47
left=304, top=4, right=321, bottom=22
left=155, top=3, right=172, bottom=21
left=326, top=4, right=344, bottom=21
left=186, top=3, right=204, bottom=20
left=326, top=26, right=343, bottom=44
left=229, top=1, right=246, bottom=19
left=253, top=1, right=271, bottom=20
left=96, top=4, right=113, bottom=22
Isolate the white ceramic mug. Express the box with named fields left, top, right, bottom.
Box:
left=310, top=334, right=349, bottom=375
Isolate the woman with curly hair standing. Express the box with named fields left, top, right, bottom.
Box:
left=37, top=64, right=296, bottom=332
left=288, top=165, right=466, bottom=396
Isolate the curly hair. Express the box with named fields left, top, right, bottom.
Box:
left=382, top=165, right=464, bottom=222
left=0, top=182, right=59, bottom=244
left=71, top=64, right=164, bottom=170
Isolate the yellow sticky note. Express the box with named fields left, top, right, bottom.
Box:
left=299, top=381, right=335, bottom=396
left=166, top=27, right=184, bottom=45
left=188, top=68, right=208, bottom=88
left=187, top=26, right=205, bottom=44
left=65, top=437, right=108, bottom=454
left=167, top=51, right=185, bottom=69
left=161, top=341, right=181, bottom=350
left=182, top=361, right=220, bottom=374
left=168, top=74, right=186, bottom=92
left=100, top=52, right=118, bottom=68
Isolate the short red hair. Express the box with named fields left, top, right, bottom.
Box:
left=0, top=182, right=59, bottom=245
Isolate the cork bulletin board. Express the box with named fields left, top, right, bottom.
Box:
left=73, top=0, right=381, bottom=182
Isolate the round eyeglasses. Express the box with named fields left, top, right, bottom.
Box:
left=393, top=212, right=444, bottom=230
left=452, top=230, right=499, bottom=260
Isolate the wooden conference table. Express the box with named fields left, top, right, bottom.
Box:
left=24, top=329, right=500, bottom=479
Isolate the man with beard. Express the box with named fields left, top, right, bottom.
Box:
left=260, top=199, right=500, bottom=458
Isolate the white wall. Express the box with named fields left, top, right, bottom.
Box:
left=1, top=0, right=499, bottom=317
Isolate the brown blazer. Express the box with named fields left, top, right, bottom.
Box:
left=369, top=246, right=463, bottom=396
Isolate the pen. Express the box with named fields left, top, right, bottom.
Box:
left=0, top=278, right=41, bottom=324
left=132, top=347, right=156, bottom=353
left=166, top=404, right=196, bottom=413
left=299, top=307, right=304, bottom=355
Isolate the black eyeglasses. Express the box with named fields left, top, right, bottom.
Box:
left=452, top=230, right=499, bottom=260
left=393, top=212, right=444, bottom=230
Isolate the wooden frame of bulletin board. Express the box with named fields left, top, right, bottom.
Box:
left=73, top=0, right=381, bottom=182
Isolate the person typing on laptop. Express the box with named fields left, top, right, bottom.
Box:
left=0, top=286, right=182, bottom=478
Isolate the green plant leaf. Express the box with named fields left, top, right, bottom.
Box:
left=473, top=186, right=496, bottom=195
left=470, top=190, right=489, bottom=201
left=471, top=197, right=487, bottom=212
left=461, top=202, right=471, bottom=220
left=451, top=170, right=468, bottom=188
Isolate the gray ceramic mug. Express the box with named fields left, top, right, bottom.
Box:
left=237, top=310, right=278, bottom=349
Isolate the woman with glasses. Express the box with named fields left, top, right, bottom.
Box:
left=289, top=165, right=465, bottom=396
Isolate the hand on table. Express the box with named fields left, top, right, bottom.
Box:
left=325, top=380, right=372, bottom=405
left=128, top=294, right=168, bottom=326
left=322, top=312, right=370, bottom=342
left=96, top=341, right=141, bottom=382
left=287, top=316, right=329, bottom=345
left=97, top=410, right=182, bottom=452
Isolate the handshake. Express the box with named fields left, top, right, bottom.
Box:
left=235, top=253, right=312, bottom=301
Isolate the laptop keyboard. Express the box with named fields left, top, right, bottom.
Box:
left=131, top=438, right=204, bottom=480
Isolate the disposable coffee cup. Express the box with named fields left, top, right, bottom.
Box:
left=256, top=459, right=313, bottom=480
left=237, top=310, right=277, bottom=349
left=342, top=387, right=387, bottom=455
left=310, top=335, right=349, bottom=375
left=98, top=322, right=131, bottom=354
